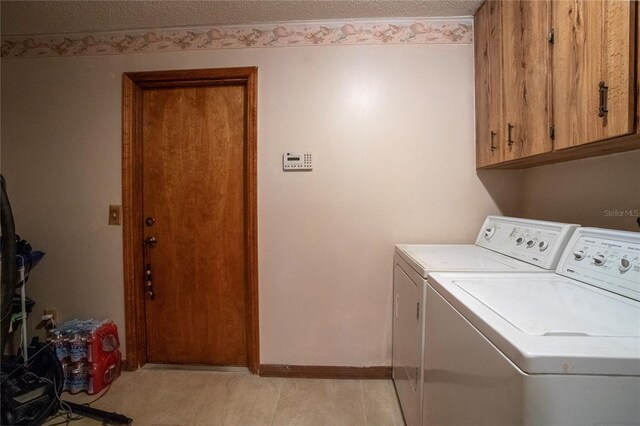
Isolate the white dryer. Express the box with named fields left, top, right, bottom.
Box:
left=425, top=228, right=640, bottom=425
left=392, top=216, right=579, bottom=426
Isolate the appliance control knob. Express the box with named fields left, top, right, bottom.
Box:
left=593, top=254, right=606, bottom=266
left=573, top=250, right=586, bottom=261
left=618, top=258, right=632, bottom=273
left=526, top=239, right=537, bottom=248
left=516, top=237, right=525, bottom=246
left=484, top=226, right=496, bottom=240
left=538, top=241, right=549, bottom=252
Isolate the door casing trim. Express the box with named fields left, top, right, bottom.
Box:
left=122, top=67, right=259, bottom=373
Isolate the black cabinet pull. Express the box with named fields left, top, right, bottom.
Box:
left=598, top=81, right=608, bottom=117
left=490, top=131, right=497, bottom=151
left=507, top=123, right=514, bottom=147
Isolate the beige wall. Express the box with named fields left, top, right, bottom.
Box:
left=521, top=150, right=640, bottom=232
left=1, top=43, right=522, bottom=366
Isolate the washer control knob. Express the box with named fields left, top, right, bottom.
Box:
left=484, top=226, right=496, bottom=240
left=618, top=258, right=632, bottom=273
left=516, top=237, right=525, bottom=246
left=573, top=250, right=586, bottom=261
left=593, top=254, right=606, bottom=266
left=538, top=241, right=549, bottom=252
left=526, top=239, right=537, bottom=248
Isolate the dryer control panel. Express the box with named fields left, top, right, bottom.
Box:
left=557, top=228, right=640, bottom=301
left=475, top=216, right=579, bottom=270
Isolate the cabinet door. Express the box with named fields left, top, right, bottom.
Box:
left=637, top=2, right=639, bottom=133
left=475, top=0, right=503, bottom=167
left=502, top=0, right=553, bottom=161
left=553, top=0, right=635, bottom=149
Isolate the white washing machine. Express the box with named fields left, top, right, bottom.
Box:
left=392, top=216, right=579, bottom=426
left=425, top=228, right=640, bottom=425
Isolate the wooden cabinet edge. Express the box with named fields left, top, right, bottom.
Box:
left=636, top=0, right=640, bottom=133
left=477, top=133, right=640, bottom=170
left=474, top=0, right=503, bottom=168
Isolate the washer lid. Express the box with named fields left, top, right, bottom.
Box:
left=456, top=277, right=639, bottom=337
left=395, top=245, right=543, bottom=278
left=428, top=272, right=640, bottom=376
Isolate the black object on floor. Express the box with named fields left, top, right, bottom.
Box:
left=60, top=401, right=133, bottom=425
left=2, top=338, right=133, bottom=425
left=1, top=341, right=62, bottom=425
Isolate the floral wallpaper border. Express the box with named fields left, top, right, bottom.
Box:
left=1, top=18, right=473, bottom=58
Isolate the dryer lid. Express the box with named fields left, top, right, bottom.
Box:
left=395, top=245, right=543, bottom=278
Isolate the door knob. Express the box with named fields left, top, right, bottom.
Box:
left=144, top=236, right=157, bottom=246
left=145, top=217, right=156, bottom=227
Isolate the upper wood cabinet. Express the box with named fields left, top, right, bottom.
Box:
left=553, top=1, right=636, bottom=149
left=474, top=0, right=639, bottom=169
left=474, top=0, right=503, bottom=167
left=502, top=0, right=553, bottom=161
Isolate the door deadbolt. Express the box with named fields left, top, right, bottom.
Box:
left=145, top=217, right=156, bottom=226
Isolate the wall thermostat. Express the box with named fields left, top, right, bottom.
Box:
left=283, top=152, right=312, bottom=171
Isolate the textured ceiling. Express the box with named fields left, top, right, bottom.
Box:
left=1, top=1, right=483, bottom=37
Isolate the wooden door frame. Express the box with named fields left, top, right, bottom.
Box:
left=121, top=67, right=259, bottom=373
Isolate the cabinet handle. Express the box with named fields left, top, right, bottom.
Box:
left=507, top=123, right=514, bottom=147
left=598, top=81, right=608, bottom=117
left=490, top=131, right=497, bottom=151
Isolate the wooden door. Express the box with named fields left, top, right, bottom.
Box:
left=475, top=0, right=504, bottom=168
left=637, top=2, right=639, bottom=133
left=502, top=0, right=553, bottom=161
left=141, top=85, right=247, bottom=365
left=553, top=0, right=636, bottom=149
left=122, top=68, right=258, bottom=372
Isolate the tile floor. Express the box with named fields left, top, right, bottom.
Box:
left=43, top=368, right=405, bottom=426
